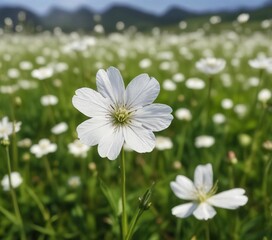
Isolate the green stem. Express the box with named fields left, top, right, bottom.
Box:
left=205, top=221, right=210, bottom=240
left=5, top=145, right=26, bottom=240
left=175, top=219, right=182, bottom=240
left=43, top=156, right=53, bottom=183
left=263, top=156, right=272, bottom=221
left=120, top=148, right=127, bottom=239
left=125, top=208, right=142, bottom=240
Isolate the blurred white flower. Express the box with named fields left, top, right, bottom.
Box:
left=237, top=13, right=250, bottom=23
left=175, top=108, right=192, bottom=121
left=17, top=138, right=32, bottom=148
left=68, top=139, right=90, bottom=158
left=195, top=135, right=215, bottom=148
left=72, top=67, right=173, bottom=160
left=179, top=21, right=187, bottom=29
left=248, top=56, right=272, bottom=70
left=248, top=77, right=259, bottom=87
left=31, top=66, right=54, bottom=80
left=30, top=138, right=57, bottom=158
left=210, top=16, right=221, bottom=24
left=51, top=122, right=68, bottom=135
left=0, top=116, right=21, bottom=140
left=67, top=176, right=81, bottom=188
left=155, top=136, right=173, bottom=150
left=212, top=113, right=226, bottom=124
left=172, top=73, right=185, bottom=83
left=116, top=21, right=125, bottom=31
left=163, top=79, right=177, bottom=91
left=1, top=172, right=23, bottom=191
left=185, top=78, right=205, bottom=90
left=41, top=95, right=59, bottom=106
left=18, top=80, right=38, bottom=90
left=221, top=98, right=233, bottom=109
left=234, top=104, right=247, bottom=117
left=258, top=89, right=271, bottom=103
left=7, top=68, right=20, bottom=79
left=19, top=61, right=33, bottom=70
left=196, top=57, right=226, bottom=75
left=139, top=58, right=152, bottom=69
left=170, top=163, right=248, bottom=220
left=0, top=85, right=19, bottom=94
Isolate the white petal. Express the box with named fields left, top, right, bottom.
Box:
left=133, top=104, right=173, bottom=131
left=193, top=202, right=216, bottom=220
left=171, top=202, right=197, bottom=218
left=96, top=67, right=125, bottom=105
left=207, top=188, right=248, bottom=209
left=194, top=163, right=213, bottom=193
left=170, top=176, right=198, bottom=200
left=72, top=88, right=110, bottom=117
left=98, top=126, right=124, bottom=160
left=123, top=123, right=155, bottom=153
left=77, top=117, right=112, bottom=146
left=125, top=74, right=160, bottom=108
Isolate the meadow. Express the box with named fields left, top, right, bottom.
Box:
left=0, top=19, right=272, bottom=240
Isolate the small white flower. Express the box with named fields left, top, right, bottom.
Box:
left=19, top=61, right=33, bottom=70
left=234, top=104, right=247, bottom=117
left=7, top=68, right=20, bottom=79
left=170, top=164, right=248, bottom=220
left=221, top=98, right=233, bottom=109
left=68, top=139, right=90, bottom=158
left=172, top=73, right=185, bottom=83
left=31, top=66, right=54, bottom=80
left=175, top=108, right=192, bottom=121
left=72, top=67, right=173, bottom=160
left=1, top=172, right=23, bottom=191
left=248, top=77, right=259, bottom=87
left=0, top=116, right=21, bottom=140
left=163, top=79, right=177, bottom=91
left=185, top=78, right=205, bottom=90
left=155, top=136, right=173, bottom=151
left=41, top=95, right=59, bottom=106
left=67, top=176, right=81, bottom=188
left=195, top=135, right=215, bottom=148
left=17, top=138, right=32, bottom=148
left=212, top=113, right=226, bottom=124
left=51, top=122, right=68, bottom=135
left=30, top=138, right=57, bottom=158
left=139, top=58, right=152, bottom=69
left=258, top=89, right=271, bottom=103
left=237, top=13, right=250, bottom=23
left=248, top=56, right=272, bottom=70
left=209, top=16, right=221, bottom=24
left=196, top=57, right=226, bottom=75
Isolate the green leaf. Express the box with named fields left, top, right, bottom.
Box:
left=0, top=206, right=19, bottom=225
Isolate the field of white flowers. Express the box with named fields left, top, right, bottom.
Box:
left=0, top=20, right=272, bottom=239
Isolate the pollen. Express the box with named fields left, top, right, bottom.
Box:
left=114, top=107, right=130, bottom=124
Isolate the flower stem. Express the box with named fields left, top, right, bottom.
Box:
left=205, top=221, right=210, bottom=240
left=5, top=145, right=26, bottom=240
left=125, top=208, right=142, bottom=240
left=120, top=148, right=127, bottom=239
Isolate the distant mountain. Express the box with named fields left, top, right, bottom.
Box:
left=0, top=4, right=271, bottom=33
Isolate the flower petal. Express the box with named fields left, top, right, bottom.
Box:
left=96, top=67, right=125, bottom=105
left=207, top=188, right=248, bottom=209
left=123, top=123, right=155, bottom=153
left=194, top=163, right=213, bottom=193
left=170, top=176, right=198, bottom=200
left=193, top=202, right=216, bottom=220
left=125, top=74, right=160, bottom=108
left=98, top=126, right=124, bottom=160
left=76, top=117, right=112, bottom=146
left=72, top=88, right=110, bottom=117
left=133, top=104, right=173, bottom=131
left=171, top=202, right=197, bottom=218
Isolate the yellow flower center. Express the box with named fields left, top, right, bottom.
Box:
left=114, top=107, right=130, bottom=124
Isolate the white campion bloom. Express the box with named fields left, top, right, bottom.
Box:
left=248, top=56, right=272, bottom=70
left=17, top=138, right=32, bottom=148
left=196, top=57, right=226, bottom=75
left=68, top=139, right=90, bottom=158
left=234, top=104, right=247, bottom=118
left=209, top=16, right=221, bottom=24
left=155, top=136, right=173, bottom=151
left=237, top=13, right=250, bottom=23
left=221, top=98, right=233, bottom=109
left=31, top=66, right=54, bottom=80
left=1, top=172, right=23, bottom=191
left=162, top=79, right=177, bottom=91
left=41, top=95, right=59, bottom=106
left=67, top=176, right=81, bottom=188
left=195, top=135, right=215, bottom=148
left=172, top=73, right=185, bottom=83
left=212, top=113, right=226, bottom=124
left=175, top=108, right=192, bottom=121
left=51, top=122, right=68, bottom=135
left=258, top=89, right=271, bottom=103
left=19, top=61, right=33, bottom=70
left=170, top=164, right=248, bottom=220
left=0, top=116, right=21, bottom=140
left=72, top=66, right=173, bottom=160
left=185, top=78, right=205, bottom=90
left=30, top=138, right=57, bottom=158
left=139, top=58, right=152, bottom=69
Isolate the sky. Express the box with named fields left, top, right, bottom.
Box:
left=0, top=0, right=268, bottom=15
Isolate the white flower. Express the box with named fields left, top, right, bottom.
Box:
left=31, top=66, right=54, bottom=80
left=237, top=13, right=250, bottom=23
left=17, top=138, right=32, bottom=148
left=195, top=135, right=215, bottom=148
left=68, top=139, right=90, bottom=158
left=139, top=58, right=152, bottom=69
left=248, top=56, right=272, bottom=70
left=196, top=57, right=226, bottom=75
left=51, top=122, right=68, bottom=135
left=185, top=78, right=205, bottom=90
left=30, top=138, right=57, bottom=158
left=258, top=89, right=271, bottom=103
left=163, top=79, right=177, bottom=91
left=175, top=108, right=192, bottom=121
left=209, top=16, right=221, bottom=24
left=72, top=66, right=173, bottom=160
left=221, top=98, right=233, bottom=109
left=1, top=172, right=23, bottom=191
left=234, top=104, right=247, bottom=117
left=0, top=116, right=21, bottom=140
left=170, top=164, right=248, bottom=220
left=172, top=73, right=185, bottom=83
left=67, top=176, right=81, bottom=188
left=212, top=113, right=226, bottom=124
left=41, top=95, right=59, bottom=106
left=155, top=136, right=173, bottom=150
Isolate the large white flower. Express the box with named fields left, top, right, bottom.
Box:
left=72, top=67, right=173, bottom=160
left=0, top=116, right=21, bottom=140
left=170, top=164, right=248, bottom=220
